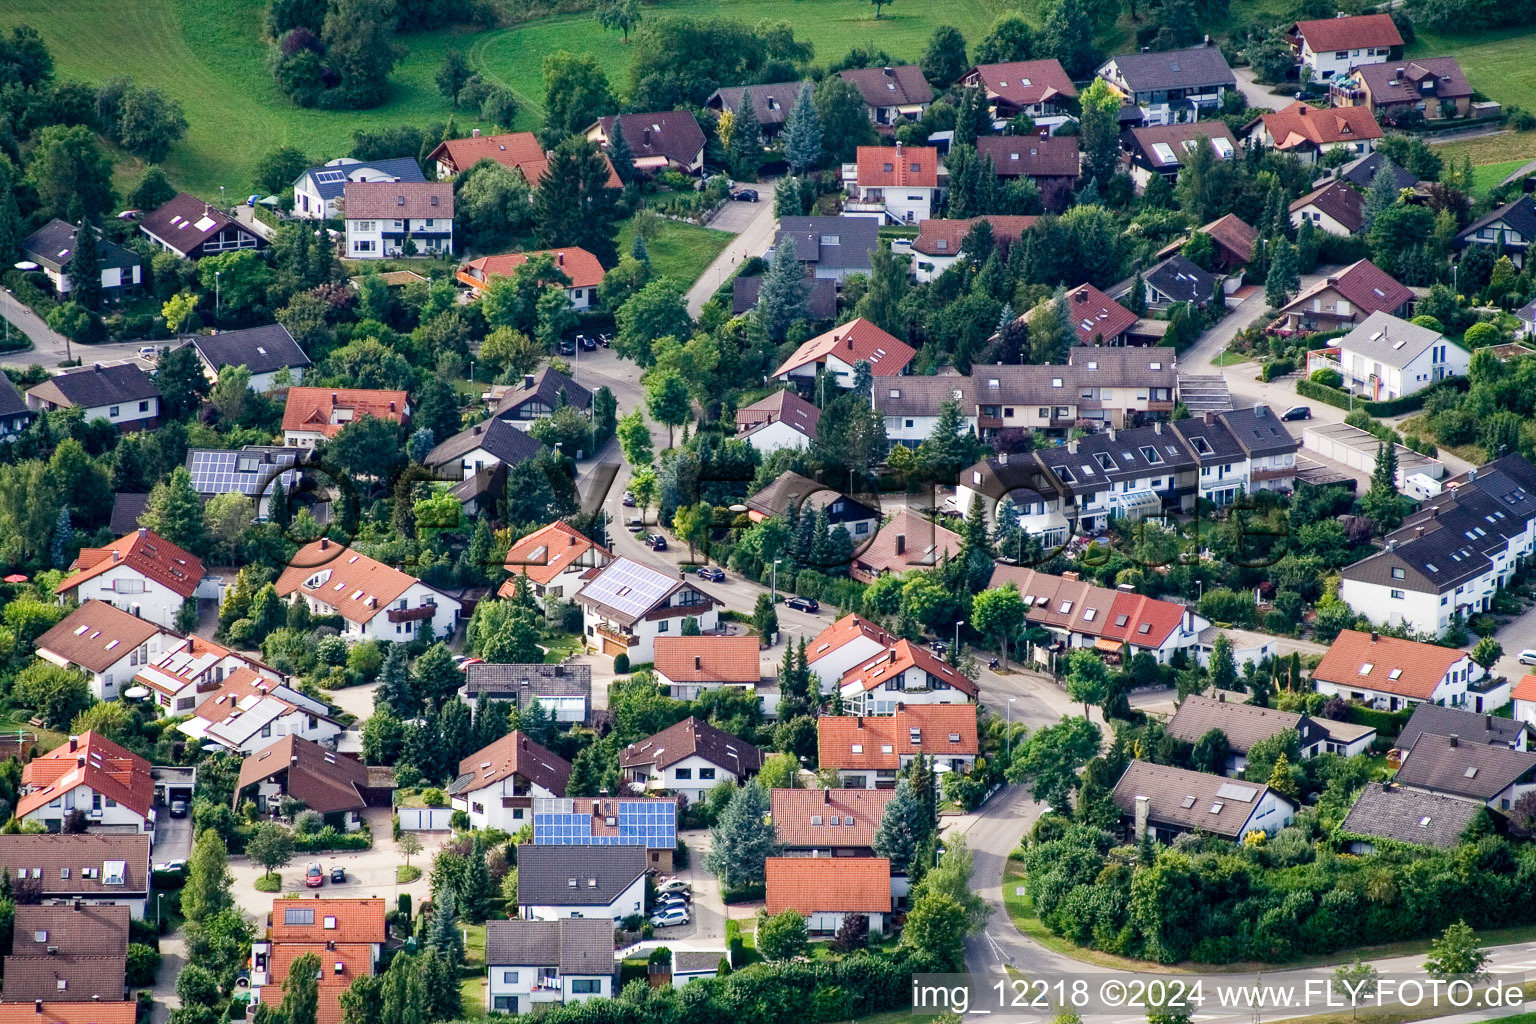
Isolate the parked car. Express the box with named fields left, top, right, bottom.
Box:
left=454, top=656, right=483, bottom=671
left=154, top=860, right=187, bottom=875
left=697, top=566, right=725, bottom=582
left=578, top=334, right=597, bottom=351
left=169, top=799, right=188, bottom=818
left=1281, top=405, right=1312, bottom=422
left=138, top=346, right=159, bottom=362
left=305, top=863, right=324, bottom=888
left=654, top=895, right=690, bottom=912
left=656, top=879, right=691, bottom=895
left=622, top=491, right=637, bottom=507
left=649, top=906, right=690, bottom=928
left=330, top=866, right=346, bottom=884
left=785, top=596, right=819, bottom=613
left=1520, top=649, right=1536, bottom=666
left=628, top=517, right=645, bottom=532
left=557, top=339, right=576, bottom=356
left=732, top=189, right=759, bottom=202
left=655, top=888, right=692, bottom=904
left=597, top=333, right=611, bottom=348
left=648, top=535, right=668, bottom=551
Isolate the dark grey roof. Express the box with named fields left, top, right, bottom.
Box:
left=22, top=219, right=141, bottom=274
left=1110, top=759, right=1288, bottom=838
left=140, top=193, right=256, bottom=257
left=1145, top=254, right=1218, bottom=305
left=486, top=918, right=614, bottom=975
left=190, top=324, right=311, bottom=376
left=186, top=446, right=302, bottom=497
left=29, top=364, right=159, bottom=409
left=1335, top=153, right=1418, bottom=192
left=109, top=493, right=149, bottom=535
left=463, top=662, right=592, bottom=707
left=1341, top=783, right=1481, bottom=848
left=0, top=374, right=29, bottom=418
left=775, top=217, right=879, bottom=271
left=298, top=157, right=425, bottom=201
left=1102, top=45, right=1236, bottom=93
left=1459, top=196, right=1536, bottom=245
left=493, top=366, right=593, bottom=418
left=595, top=111, right=706, bottom=166
left=1032, top=421, right=1197, bottom=497
left=733, top=274, right=837, bottom=320
left=1215, top=405, right=1300, bottom=458
left=1164, top=695, right=1312, bottom=754
left=1397, top=704, right=1529, bottom=752
left=673, top=950, right=727, bottom=974
left=706, top=82, right=809, bottom=127
left=1172, top=414, right=1247, bottom=464
left=874, top=376, right=975, bottom=418
left=1517, top=297, right=1536, bottom=324
left=515, top=845, right=647, bottom=907
left=426, top=418, right=547, bottom=471
left=745, top=471, right=879, bottom=524
left=1396, top=732, right=1536, bottom=801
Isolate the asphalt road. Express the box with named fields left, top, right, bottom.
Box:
left=684, top=186, right=781, bottom=317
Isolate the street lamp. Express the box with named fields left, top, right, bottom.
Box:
left=1196, top=579, right=1204, bottom=603
left=771, top=558, right=783, bottom=602
left=953, top=619, right=963, bottom=657
left=1006, top=697, right=1017, bottom=766
left=215, top=271, right=221, bottom=318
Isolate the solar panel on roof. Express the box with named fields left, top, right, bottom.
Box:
left=314, top=170, right=347, bottom=183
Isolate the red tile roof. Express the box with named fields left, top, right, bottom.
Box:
left=18, top=732, right=154, bottom=819
left=817, top=705, right=979, bottom=770
left=1516, top=674, right=1536, bottom=703
left=237, top=736, right=369, bottom=815
left=500, top=520, right=613, bottom=589
left=969, top=60, right=1078, bottom=107
left=1312, top=629, right=1468, bottom=701
left=654, top=635, right=762, bottom=685
left=458, top=248, right=606, bottom=292
left=1062, top=284, right=1139, bottom=345
left=806, top=614, right=898, bottom=667
left=342, top=181, right=453, bottom=221
left=267, top=943, right=374, bottom=1024
left=428, top=132, right=548, bottom=177
left=1262, top=101, right=1384, bottom=149
left=851, top=509, right=963, bottom=581
left=772, top=318, right=916, bottom=378
left=274, top=540, right=424, bottom=625
left=838, top=639, right=978, bottom=697
left=36, top=601, right=167, bottom=674
left=912, top=216, right=1038, bottom=257
left=0, top=1004, right=135, bottom=1024
left=988, top=565, right=1191, bottom=649
left=771, top=787, right=895, bottom=847
left=765, top=857, right=890, bottom=914
left=855, top=145, right=939, bottom=189
left=1293, top=13, right=1403, bottom=53
left=1291, top=258, right=1414, bottom=318
left=455, top=731, right=571, bottom=797
left=270, top=897, right=387, bottom=944
left=281, top=388, right=408, bottom=439
left=57, top=528, right=204, bottom=600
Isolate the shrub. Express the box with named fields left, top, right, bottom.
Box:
left=420, top=788, right=447, bottom=807
left=1310, top=368, right=1342, bottom=388
left=613, top=653, right=630, bottom=673
left=254, top=873, right=282, bottom=892
left=126, top=943, right=161, bottom=987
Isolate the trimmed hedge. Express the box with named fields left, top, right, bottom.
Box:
left=1342, top=703, right=1414, bottom=741
left=290, top=826, right=371, bottom=852
left=1294, top=375, right=1469, bottom=417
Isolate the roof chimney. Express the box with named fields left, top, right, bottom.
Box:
left=822, top=789, right=830, bottom=804
left=93, top=363, right=102, bottom=372
left=1218, top=692, right=1226, bottom=702
left=68, top=737, right=77, bottom=753
left=35, top=1001, right=42, bottom=1014
left=1486, top=714, right=1494, bottom=729
left=642, top=127, right=652, bottom=146
left=331, top=392, right=339, bottom=406
left=320, top=537, right=330, bottom=550
left=882, top=66, right=894, bottom=76
left=855, top=717, right=864, bottom=729
left=389, top=401, right=396, bottom=413
left=1370, top=631, right=1378, bottom=642
left=138, top=527, right=148, bottom=539
left=472, top=128, right=480, bottom=137
left=1134, top=795, right=1150, bottom=838
left=1075, top=289, right=1088, bottom=302
left=895, top=535, right=905, bottom=555
left=556, top=252, right=564, bottom=266
left=1449, top=734, right=1459, bottom=747
left=524, top=374, right=536, bottom=390
left=694, top=655, right=701, bottom=670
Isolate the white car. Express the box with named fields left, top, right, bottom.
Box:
left=1519, top=649, right=1536, bottom=666
left=649, top=906, right=690, bottom=928
left=656, top=879, right=691, bottom=896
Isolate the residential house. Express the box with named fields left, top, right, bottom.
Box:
left=0, top=834, right=151, bottom=917
left=836, top=66, right=933, bottom=125
left=55, top=528, right=203, bottom=631
left=532, top=796, right=678, bottom=871
left=1157, top=214, right=1257, bottom=273
left=0, top=375, right=34, bottom=441
left=1132, top=255, right=1220, bottom=310
left=188, top=324, right=311, bottom=393
left=139, top=194, right=264, bottom=259
left=1289, top=180, right=1365, bottom=236
left=843, top=144, right=941, bottom=225
left=653, top=636, right=764, bottom=702
left=586, top=112, right=706, bottom=174
left=1096, top=45, right=1237, bottom=125
left=35, top=601, right=176, bottom=702
left=772, top=318, right=915, bottom=386
left=669, top=951, right=727, bottom=988
left=1248, top=101, right=1383, bottom=164
left=745, top=470, right=880, bottom=541
left=499, top=521, right=613, bottom=606
left=489, top=367, right=593, bottom=428
left=1517, top=674, right=1536, bottom=728
left=764, top=857, right=890, bottom=934
left=850, top=509, right=962, bottom=583
left=1396, top=732, right=1536, bottom=809
left=904, top=215, right=1038, bottom=282
left=0, top=1007, right=132, bottom=1024
left=975, top=136, right=1080, bottom=190
left=985, top=565, right=1209, bottom=663
left=772, top=216, right=880, bottom=283
left=185, top=446, right=304, bottom=520
left=877, top=375, right=978, bottom=447
left=181, top=669, right=343, bottom=756
left=1339, top=782, right=1482, bottom=852
left=449, top=731, right=571, bottom=833
left=281, top=387, right=409, bottom=447
left=960, top=59, right=1078, bottom=121
left=1325, top=311, right=1468, bottom=401
left=6, top=904, right=129, bottom=1004
left=251, top=898, right=386, bottom=1024
left=1122, top=122, right=1238, bottom=191
left=816, top=705, right=979, bottom=788
left=805, top=614, right=899, bottom=693
left=1271, top=259, right=1413, bottom=334
left=457, top=248, right=605, bottom=309
left=1398, top=703, right=1530, bottom=752
left=575, top=557, right=720, bottom=663
left=108, top=494, right=147, bottom=535
left=21, top=220, right=142, bottom=299
left=1517, top=298, right=1536, bottom=341
left=1333, top=151, right=1420, bottom=192
left=771, top=787, right=895, bottom=857
left=485, top=918, right=615, bottom=1014
left=275, top=538, right=461, bottom=642
left=1311, top=629, right=1481, bottom=711
left=1164, top=694, right=1374, bottom=774
left=732, top=273, right=837, bottom=321
left=620, top=716, right=764, bottom=803
left=513, top=846, right=647, bottom=922
left=1060, top=284, right=1140, bottom=346
left=837, top=639, right=978, bottom=715
left=426, top=131, right=619, bottom=187
left=291, top=156, right=425, bottom=220
left=1111, top=760, right=1296, bottom=842
left=1170, top=405, right=1302, bottom=504
left=3, top=953, right=124, bottom=1002
left=705, top=82, right=810, bottom=140
left=1290, top=14, right=1404, bottom=80
left=26, top=364, right=160, bottom=432
left=734, top=390, right=821, bottom=453
left=17, top=732, right=154, bottom=838
left=233, top=736, right=373, bottom=826
left=1331, top=57, right=1474, bottom=123
left=342, top=181, right=454, bottom=259
left=133, top=635, right=282, bottom=717
left=425, top=418, right=548, bottom=480
left=1340, top=455, right=1536, bottom=638
left=1455, top=196, right=1536, bottom=268
left=461, top=664, right=592, bottom=725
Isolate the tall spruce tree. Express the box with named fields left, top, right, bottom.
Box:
left=873, top=777, right=928, bottom=873
left=783, top=83, right=822, bottom=174
left=703, top=783, right=780, bottom=889
left=606, top=117, right=634, bottom=183
left=756, top=235, right=810, bottom=341
left=69, top=220, right=103, bottom=313
left=1362, top=162, right=1400, bottom=232
left=728, top=95, right=762, bottom=178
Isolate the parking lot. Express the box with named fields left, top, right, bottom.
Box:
left=644, top=829, right=730, bottom=944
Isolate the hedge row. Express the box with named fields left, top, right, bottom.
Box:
left=1294, top=375, right=1468, bottom=417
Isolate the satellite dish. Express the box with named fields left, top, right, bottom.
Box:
left=123, top=686, right=150, bottom=700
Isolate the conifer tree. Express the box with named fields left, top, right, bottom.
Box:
left=728, top=95, right=762, bottom=178
left=783, top=83, right=822, bottom=174
left=69, top=219, right=103, bottom=313
left=606, top=117, right=634, bottom=183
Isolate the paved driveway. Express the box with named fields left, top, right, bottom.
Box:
left=645, top=829, right=729, bottom=945
left=152, top=808, right=194, bottom=868
left=705, top=198, right=766, bottom=233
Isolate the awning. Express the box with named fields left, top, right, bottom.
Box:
left=1094, top=637, right=1125, bottom=653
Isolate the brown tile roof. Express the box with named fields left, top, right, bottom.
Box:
left=424, top=132, right=629, bottom=188
left=270, top=897, right=387, bottom=944
left=1262, top=101, right=1384, bottom=149
left=765, top=857, right=890, bottom=914
left=911, top=216, right=1038, bottom=257
left=987, top=566, right=1192, bottom=650
left=1292, top=13, right=1403, bottom=53
left=281, top=387, right=408, bottom=439
left=1062, top=284, right=1138, bottom=345
left=771, top=787, right=895, bottom=847
left=654, top=636, right=762, bottom=686
left=267, top=944, right=373, bottom=1024
left=817, top=705, right=979, bottom=770
left=852, top=509, right=962, bottom=581
left=736, top=390, right=821, bottom=441
left=1287, top=259, right=1412, bottom=318
left=341, top=181, right=453, bottom=221
left=1201, top=213, right=1258, bottom=265
left=1312, top=629, right=1468, bottom=700
left=3, top=955, right=124, bottom=1002
left=968, top=60, right=1077, bottom=107
left=772, top=318, right=915, bottom=378
left=501, top=521, right=612, bottom=589
left=139, top=194, right=249, bottom=256
left=1351, top=57, right=1472, bottom=104
left=1290, top=180, right=1365, bottom=233
left=35, top=601, right=166, bottom=674
left=620, top=716, right=764, bottom=774
left=1397, top=732, right=1536, bottom=801
left=1127, top=121, right=1239, bottom=169
left=806, top=614, right=898, bottom=667
left=0, top=1006, right=133, bottom=1024
left=459, top=248, right=605, bottom=292
left=57, top=529, right=204, bottom=601
left=855, top=145, right=939, bottom=189
left=593, top=111, right=706, bottom=168
left=839, top=639, right=978, bottom=697
left=1165, top=695, right=1302, bottom=754
left=19, top=732, right=154, bottom=819
left=0, top=835, right=149, bottom=896
left=452, top=731, right=571, bottom=797
left=236, top=736, right=370, bottom=815
left=12, top=905, right=130, bottom=957
left=838, top=65, right=934, bottom=109
left=976, top=135, right=1080, bottom=179
left=274, top=540, right=424, bottom=625
left=1110, top=760, right=1287, bottom=838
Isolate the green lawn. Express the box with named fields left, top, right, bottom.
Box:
left=618, top=218, right=733, bottom=287
left=1411, top=26, right=1536, bottom=120
left=1471, top=158, right=1531, bottom=195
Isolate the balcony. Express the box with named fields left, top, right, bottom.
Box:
left=387, top=605, right=436, bottom=623
left=595, top=623, right=638, bottom=647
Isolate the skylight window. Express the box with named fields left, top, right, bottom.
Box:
left=1360, top=662, right=1373, bottom=675
left=1388, top=669, right=1402, bottom=679
left=1139, top=446, right=1164, bottom=464
left=1059, top=601, right=1073, bottom=614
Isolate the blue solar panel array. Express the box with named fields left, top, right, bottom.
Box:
left=533, top=801, right=676, bottom=848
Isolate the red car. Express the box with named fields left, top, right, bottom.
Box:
left=305, top=862, right=324, bottom=888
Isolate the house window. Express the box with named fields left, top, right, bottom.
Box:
left=502, top=971, right=519, bottom=984
left=109, top=406, right=120, bottom=417
left=1391, top=567, right=1405, bottom=580
left=571, top=980, right=601, bottom=994
left=657, top=621, right=668, bottom=632
left=354, top=240, right=374, bottom=252
left=699, top=768, right=715, bottom=780
left=675, top=768, right=692, bottom=780
left=492, top=997, right=514, bottom=1011
left=139, top=401, right=149, bottom=412
left=285, top=907, right=315, bottom=925
left=1391, top=589, right=1405, bottom=599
